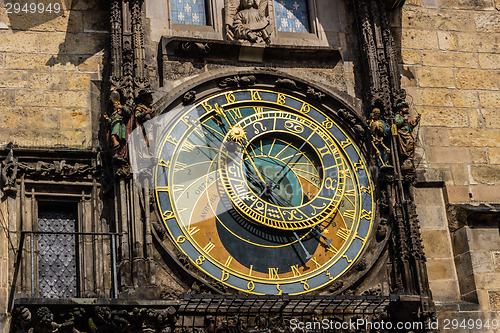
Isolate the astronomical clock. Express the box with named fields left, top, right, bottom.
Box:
left=154, top=74, right=378, bottom=295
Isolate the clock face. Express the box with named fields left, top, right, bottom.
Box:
left=154, top=88, right=374, bottom=295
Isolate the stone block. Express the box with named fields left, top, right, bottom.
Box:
left=470, top=251, right=494, bottom=273
left=481, top=109, right=500, bottom=128
left=66, top=73, right=90, bottom=90
left=470, top=185, right=500, bottom=202
left=15, top=90, right=61, bottom=107
left=428, top=147, right=471, bottom=163
left=51, top=56, right=78, bottom=72
left=6, top=11, right=83, bottom=33
left=417, top=67, right=455, bottom=88
left=0, top=70, right=27, bottom=88
left=83, top=11, right=109, bottom=32
left=401, top=49, right=421, bottom=65
left=457, top=273, right=477, bottom=296
left=0, top=31, right=38, bottom=53
left=438, top=0, right=496, bottom=10
left=489, top=148, right=500, bottom=164
left=39, top=32, right=108, bottom=55
left=416, top=205, right=448, bottom=230
left=0, top=90, right=15, bottom=106
left=418, top=106, right=468, bottom=127
left=489, top=291, right=500, bottom=311
left=58, top=91, right=90, bottom=108
left=428, top=279, right=461, bottom=302
left=421, top=51, right=478, bottom=68
left=449, top=128, right=500, bottom=147
left=427, top=258, right=459, bottom=281
left=451, top=227, right=471, bottom=256
left=475, top=12, right=500, bottom=32
left=470, top=165, right=500, bottom=185
left=476, top=273, right=500, bottom=289
left=469, top=228, right=500, bottom=252
left=470, top=148, right=488, bottom=164
left=420, top=229, right=455, bottom=258
left=28, top=72, right=65, bottom=90
left=77, top=54, right=102, bottom=72
left=493, top=252, right=500, bottom=272
left=479, top=53, right=500, bottom=69
left=415, top=88, right=453, bottom=107
left=468, top=109, right=485, bottom=128
left=479, top=92, right=500, bottom=109
left=451, top=164, right=468, bottom=185
left=401, top=29, right=439, bottom=50
left=437, top=31, right=457, bottom=50
left=402, top=8, right=475, bottom=31
left=445, top=185, right=470, bottom=203
left=59, top=108, right=91, bottom=130
left=456, top=32, right=500, bottom=53
left=455, top=69, right=498, bottom=90
left=3, top=107, right=60, bottom=130
left=5, top=54, right=53, bottom=70
left=452, top=90, right=479, bottom=108
left=421, top=127, right=449, bottom=146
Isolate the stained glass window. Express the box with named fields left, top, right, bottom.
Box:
left=171, top=0, right=208, bottom=25
left=274, top=0, right=310, bottom=33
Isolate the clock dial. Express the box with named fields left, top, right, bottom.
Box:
left=155, top=89, right=374, bottom=295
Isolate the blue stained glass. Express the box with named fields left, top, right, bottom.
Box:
left=171, top=0, right=208, bottom=25
left=274, top=0, right=310, bottom=33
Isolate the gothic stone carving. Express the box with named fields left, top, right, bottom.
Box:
left=225, top=0, right=271, bottom=43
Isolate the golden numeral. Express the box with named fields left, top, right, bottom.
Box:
left=225, top=256, right=233, bottom=267
left=181, top=141, right=196, bottom=152
left=203, top=242, right=215, bottom=254
left=249, top=265, right=253, bottom=276
left=225, top=92, right=236, bottom=103
left=291, top=265, right=301, bottom=277
left=162, top=210, right=175, bottom=220
left=311, top=257, right=321, bottom=269
left=318, top=145, right=330, bottom=157
left=156, top=186, right=169, bottom=192
left=251, top=90, right=261, bottom=101
left=221, top=270, right=229, bottom=282
left=354, top=162, right=364, bottom=171
left=176, top=235, right=186, bottom=243
left=344, top=189, right=356, bottom=198
left=166, top=135, right=178, bottom=144
left=361, top=186, right=372, bottom=194
left=340, top=139, right=352, bottom=148
left=247, top=281, right=255, bottom=291
left=324, top=178, right=337, bottom=190
left=158, top=159, right=170, bottom=168
left=195, top=255, right=206, bottom=265
left=301, top=280, right=310, bottom=291
left=172, top=184, right=184, bottom=192
left=276, top=284, right=282, bottom=295
left=343, top=210, right=355, bottom=220
left=360, top=209, right=372, bottom=220
left=325, top=270, right=333, bottom=280
left=188, top=226, right=200, bottom=236
left=268, top=267, right=280, bottom=280
left=229, top=108, right=242, bottom=119
left=201, top=101, right=213, bottom=112
left=337, top=227, right=349, bottom=240
left=300, top=102, right=310, bottom=114
left=326, top=244, right=339, bottom=255
left=322, top=119, right=333, bottom=129
left=277, top=93, right=286, bottom=105
left=343, top=254, right=353, bottom=263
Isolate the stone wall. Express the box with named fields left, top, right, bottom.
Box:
left=397, top=0, right=500, bottom=325
left=395, top=0, right=500, bottom=203
left=0, top=0, right=108, bottom=149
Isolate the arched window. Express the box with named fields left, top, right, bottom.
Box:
left=274, top=0, right=310, bottom=33
left=171, top=0, right=208, bottom=25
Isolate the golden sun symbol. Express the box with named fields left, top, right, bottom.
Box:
left=228, top=125, right=246, bottom=142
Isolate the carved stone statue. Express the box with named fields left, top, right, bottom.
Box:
left=369, top=108, right=391, bottom=167
left=225, top=0, right=271, bottom=43
left=103, top=96, right=132, bottom=159
left=393, top=102, right=420, bottom=163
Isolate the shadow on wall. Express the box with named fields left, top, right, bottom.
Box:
left=5, top=0, right=109, bottom=67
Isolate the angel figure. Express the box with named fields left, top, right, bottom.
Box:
left=225, top=0, right=271, bottom=43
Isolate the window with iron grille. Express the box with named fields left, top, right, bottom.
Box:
left=274, top=0, right=310, bottom=33
left=171, top=0, right=209, bottom=25
left=37, top=206, right=79, bottom=298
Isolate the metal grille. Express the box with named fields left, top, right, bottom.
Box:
left=38, top=209, right=78, bottom=298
